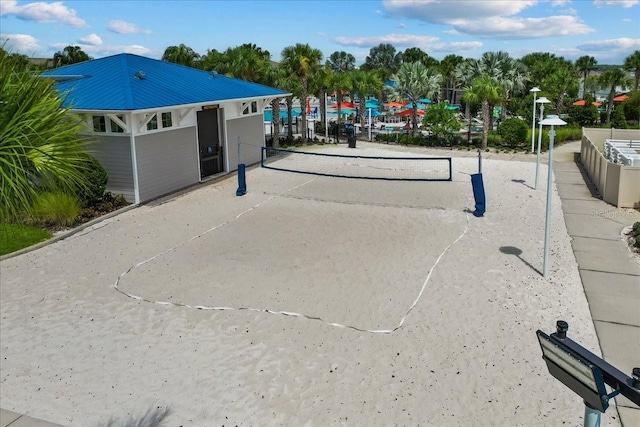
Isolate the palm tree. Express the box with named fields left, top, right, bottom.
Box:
left=547, top=64, right=578, bottom=115
left=349, top=70, right=383, bottom=138
left=462, top=76, right=503, bottom=149
left=161, top=44, right=200, bottom=67
left=327, top=71, right=353, bottom=142
left=280, top=43, right=323, bottom=143
left=217, top=44, right=271, bottom=82
left=480, top=51, right=528, bottom=121
left=575, top=55, right=597, bottom=97
left=399, top=47, right=438, bottom=68
left=362, top=43, right=401, bottom=80
left=326, top=51, right=355, bottom=73
left=52, top=45, right=90, bottom=68
left=455, top=58, right=480, bottom=129
left=262, top=64, right=288, bottom=146
left=599, top=68, right=632, bottom=123
left=439, top=54, right=464, bottom=103
left=623, top=50, right=640, bottom=91
left=584, top=75, right=600, bottom=99
left=1, top=53, right=89, bottom=221
left=388, top=62, right=442, bottom=136
left=198, top=48, right=225, bottom=72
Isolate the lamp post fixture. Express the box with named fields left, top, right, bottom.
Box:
left=540, top=114, right=567, bottom=278
left=530, top=87, right=541, bottom=153
left=534, top=97, right=551, bottom=190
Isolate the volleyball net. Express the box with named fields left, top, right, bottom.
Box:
left=260, top=147, right=452, bottom=182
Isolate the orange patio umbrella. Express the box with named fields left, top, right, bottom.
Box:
left=384, top=101, right=405, bottom=108
left=332, top=101, right=355, bottom=109
left=395, top=108, right=425, bottom=117
left=613, top=94, right=629, bottom=102
left=573, top=100, right=601, bottom=107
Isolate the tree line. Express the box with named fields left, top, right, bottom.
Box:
left=6, top=43, right=640, bottom=148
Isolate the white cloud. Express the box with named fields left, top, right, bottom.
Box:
left=593, top=0, right=639, bottom=7
left=0, top=33, right=41, bottom=53
left=431, top=41, right=484, bottom=52
left=577, top=37, right=640, bottom=51
left=334, top=34, right=439, bottom=48
left=0, top=0, right=86, bottom=27
left=622, top=18, right=634, bottom=22
left=383, top=0, right=535, bottom=21
left=333, top=33, right=482, bottom=54
left=451, top=15, right=594, bottom=39
left=107, top=20, right=152, bottom=35
left=396, top=23, right=406, bottom=29
left=50, top=41, right=152, bottom=57
left=78, top=33, right=102, bottom=46
left=381, top=0, right=594, bottom=40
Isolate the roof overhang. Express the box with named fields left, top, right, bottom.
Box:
left=66, top=93, right=292, bottom=115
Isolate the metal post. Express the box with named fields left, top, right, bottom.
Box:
left=368, top=107, right=372, bottom=141
left=478, top=148, right=482, bottom=174
left=324, top=90, right=328, bottom=142
left=583, top=402, right=601, bottom=427
left=531, top=88, right=538, bottom=153
left=543, top=125, right=555, bottom=278
left=535, top=103, right=545, bottom=190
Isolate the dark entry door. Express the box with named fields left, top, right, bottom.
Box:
left=197, top=109, right=223, bottom=178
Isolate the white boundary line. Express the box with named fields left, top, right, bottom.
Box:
left=114, top=177, right=471, bottom=334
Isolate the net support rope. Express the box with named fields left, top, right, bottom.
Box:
left=113, top=177, right=471, bottom=334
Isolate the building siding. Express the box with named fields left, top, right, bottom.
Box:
left=226, top=115, right=265, bottom=171
left=135, top=127, right=199, bottom=202
left=87, top=135, right=135, bottom=202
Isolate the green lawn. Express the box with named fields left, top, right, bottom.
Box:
left=0, top=223, right=52, bottom=256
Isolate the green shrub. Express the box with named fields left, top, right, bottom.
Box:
left=487, top=132, right=502, bottom=147
left=567, top=104, right=599, bottom=126
left=498, top=117, right=529, bottom=148
left=31, top=192, right=81, bottom=227
left=74, top=154, right=108, bottom=207
left=611, top=107, right=627, bottom=129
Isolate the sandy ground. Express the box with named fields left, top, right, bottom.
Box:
left=0, top=143, right=621, bottom=426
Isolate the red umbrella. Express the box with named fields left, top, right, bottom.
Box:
left=306, top=98, right=311, bottom=114
left=332, top=101, right=354, bottom=109
left=573, top=100, right=601, bottom=107
left=613, top=94, right=629, bottom=102
left=384, top=101, right=405, bottom=108
left=395, top=108, right=425, bottom=117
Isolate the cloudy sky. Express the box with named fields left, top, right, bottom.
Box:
left=1, top=0, right=639, bottom=64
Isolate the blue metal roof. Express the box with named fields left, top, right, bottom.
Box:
left=41, top=53, right=289, bottom=111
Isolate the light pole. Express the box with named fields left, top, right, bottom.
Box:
left=540, top=114, right=567, bottom=278
left=530, top=87, right=540, bottom=153
left=534, top=97, right=551, bottom=190
left=323, top=86, right=328, bottom=142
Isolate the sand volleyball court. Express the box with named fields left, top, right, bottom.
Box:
left=0, top=142, right=618, bottom=426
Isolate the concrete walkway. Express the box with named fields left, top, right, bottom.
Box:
left=1, top=141, right=638, bottom=426
left=553, top=142, right=640, bottom=427
left=0, top=409, right=63, bottom=427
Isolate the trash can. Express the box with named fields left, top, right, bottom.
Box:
left=347, top=128, right=356, bottom=148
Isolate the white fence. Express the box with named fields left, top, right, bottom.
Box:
left=581, top=128, right=640, bottom=209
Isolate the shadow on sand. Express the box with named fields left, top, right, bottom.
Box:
left=101, top=406, right=170, bottom=427
left=499, top=246, right=542, bottom=276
